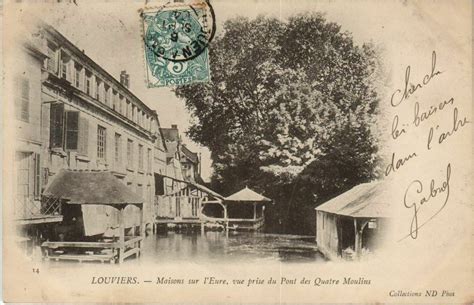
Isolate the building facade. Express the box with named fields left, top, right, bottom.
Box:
left=154, top=125, right=217, bottom=223
left=10, top=21, right=169, bottom=247
left=11, top=22, right=62, bottom=231
left=39, top=23, right=166, bottom=224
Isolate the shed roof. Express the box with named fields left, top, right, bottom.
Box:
left=43, top=169, right=143, bottom=205
left=225, top=187, right=271, bottom=202
left=315, top=181, right=391, bottom=218
left=156, top=173, right=224, bottom=200
left=192, top=182, right=224, bottom=200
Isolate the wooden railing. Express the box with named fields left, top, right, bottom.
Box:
left=41, top=236, right=143, bottom=264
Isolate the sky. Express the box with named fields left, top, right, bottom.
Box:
left=23, top=0, right=470, bottom=181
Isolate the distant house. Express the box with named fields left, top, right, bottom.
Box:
left=180, top=144, right=200, bottom=182
left=315, top=181, right=391, bottom=260
left=155, top=125, right=218, bottom=224
left=160, top=124, right=201, bottom=182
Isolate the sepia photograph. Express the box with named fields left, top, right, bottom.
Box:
left=2, top=0, right=472, bottom=303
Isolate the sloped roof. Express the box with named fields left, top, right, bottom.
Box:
left=44, top=169, right=143, bottom=205
left=315, top=181, right=391, bottom=218
left=225, top=187, right=271, bottom=202
left=181, top=145, right=199, bottom=164
left=160, top=127, right=180, bottom=142
left=192, top=182, right=224, bottom=200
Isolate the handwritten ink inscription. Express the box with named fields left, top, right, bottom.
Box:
left=403, top=163, right=451, bottom=239
left=385, top=51, right=470, bottom=240
left=390, top=51, right=442, bottom=107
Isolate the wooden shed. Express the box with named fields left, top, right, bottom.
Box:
left=40, top=169, right=144, bottom=263
left=315, top=181, right=391, bottom=260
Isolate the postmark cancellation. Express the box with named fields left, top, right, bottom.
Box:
left=141, top=1, right=215, bottom=87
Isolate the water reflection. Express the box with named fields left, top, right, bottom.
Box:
left=139, top=231, right=327, bottom=264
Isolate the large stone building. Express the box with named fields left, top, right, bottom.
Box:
left=10, top=20, right=167, bottom=247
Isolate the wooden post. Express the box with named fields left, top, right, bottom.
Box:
left=354, top=218, right=368, bottom=259
left=253, top=202, right=256, bottom=220
left=354, top=218, right=360, bottom=258
left=224, top=203, right=229, bottom=234
left=139, top=205, right=144, bottom=257
left=118, top=207, right=125, bottom=264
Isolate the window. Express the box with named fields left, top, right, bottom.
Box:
left=85, top=70, right=92, bottom=95
left=104, top=85, right=110, bottom=105
left=15, top=77, right=29, bottom=122
left=115, top=133, right=122, bottom=165
left=61, top=61, right=68, bottom=79
left=127, top=139, right=133, bottom=169
left=65, top=111, right=79, bottom=150
left=119, top=95, right=123, bottom=114
left=147, top=148, right=152, bottom=173
left=46, top=41, right=58, bottom=73
left=112, top=90, right=117, bottom=111
left=126, top=100, right=130, bottom=118
left=97, top=125, right=107, bottom=160
left=132, top=105, right=136, bottom=122
left=15, top=152, right=42, bottom=206
left=95, top=78, right=101, bottom=100
left=74, top=63, right=82, bottom=88
left=50, top=105, right=88, bottom=152
left=138, top=144, right=144, bottom=171
left=50, top=103, right=64, bottom=148
left=60, top=51, right=70, bottom=80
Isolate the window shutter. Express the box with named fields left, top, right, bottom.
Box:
left=47, top=45, right=57, bottom=73
left=50, top=103, right=64, bottom=148
left=67, top=61, right=73, bottom=82
left=15, top=78, right=29, bottom=121
left=34, top=153, right=41, bottom=199
left=65, top=111, right=79, bottom=150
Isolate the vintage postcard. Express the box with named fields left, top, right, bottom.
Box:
left=2, top=0, right=472, bottom=304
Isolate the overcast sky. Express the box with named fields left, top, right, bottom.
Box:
left=24, top=0, right=469, bottom=181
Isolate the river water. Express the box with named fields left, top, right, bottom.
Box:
left=139, top=231, right=327, bottom=264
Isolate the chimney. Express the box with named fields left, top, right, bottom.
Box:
left=120, top=70, right=130, bottom=89
left=171, top=124, right=178, bottom=129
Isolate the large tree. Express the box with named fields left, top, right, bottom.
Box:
left=175, top=13, right=381, bottom=234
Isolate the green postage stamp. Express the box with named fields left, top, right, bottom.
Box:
left=142, top=1, right=215, bottom=87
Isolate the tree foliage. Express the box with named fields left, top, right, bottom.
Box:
left=175, top=13, right=381, bottom=234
